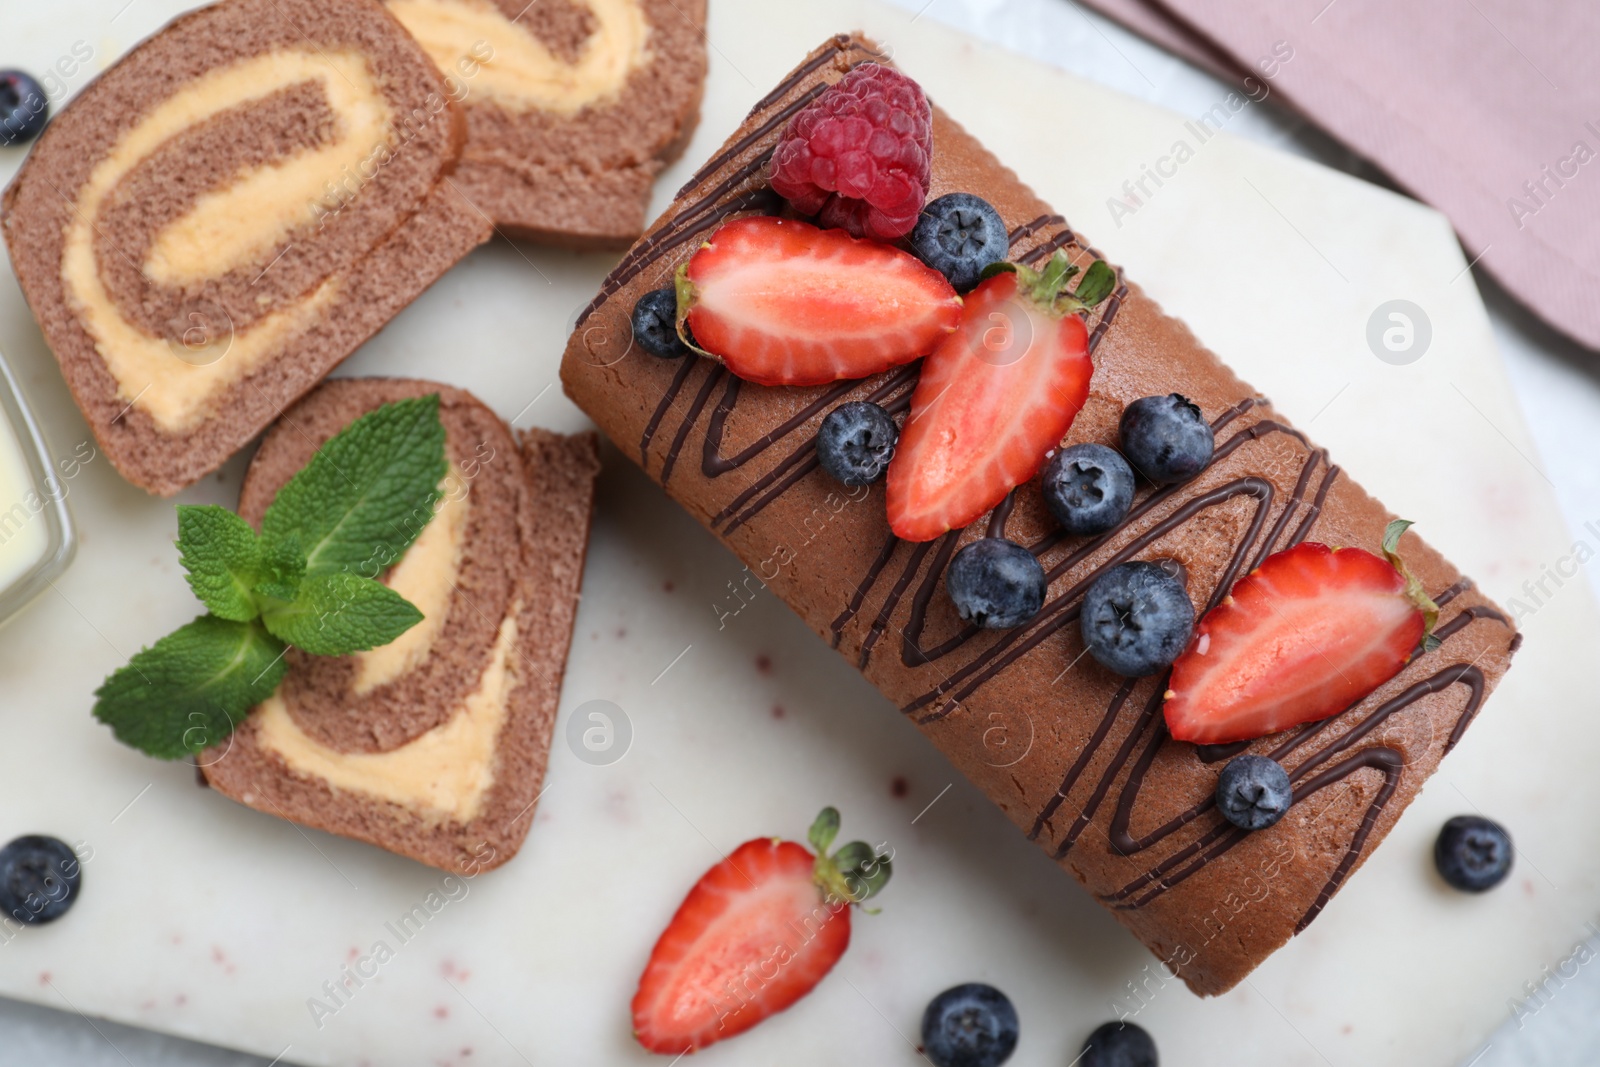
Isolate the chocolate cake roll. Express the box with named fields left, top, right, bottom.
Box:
left=1, top=0, right=492, bottom=496
left=385, top=0, right=707, bottom=247
left=560, top=35, right=1519, bottom=994
left=203, top=379, right=599, bottom=874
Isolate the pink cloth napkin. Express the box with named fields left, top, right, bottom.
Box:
left=1080, top=0, right=1600, bottom=351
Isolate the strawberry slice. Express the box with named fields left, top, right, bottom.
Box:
left=1164, top=520, right=1441, bottom=745
left=631, top=808, right=891, bottom=1054
left=886, top=254, right=1116, bottom=542
left=676, top=216, right=961, bottom=386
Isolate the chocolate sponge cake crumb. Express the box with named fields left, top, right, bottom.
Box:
left=203, top=378, right=600, bottom=875
left=560, top=35, right=1519, bottom=994
left=387, top=0, right=707, bottom=248
left=2, top=0, right=492, bottom=496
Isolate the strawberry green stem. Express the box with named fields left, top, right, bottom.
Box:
left=984, top=252, right=1117, bottom=318
left=807, top=806, right=892, bottom=909
left=672, top=263, right=715, bottom=357
left=1383, top=519, right=1441, bottom=651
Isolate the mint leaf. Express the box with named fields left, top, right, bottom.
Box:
left=254, top=532, right=306, bottom=604
left=176, top=505, right=262, bottom=621
left=261, top=573, right=423, bottom=656
left=260, top=395, right=447, bottom=578
left=93, top=616, right=288, bottom=759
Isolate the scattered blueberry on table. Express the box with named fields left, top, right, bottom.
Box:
left=921, top=983, right=1019, bottom=1067
left=630, top=287, right=691, bottom=359
left=946, top=538, right=1047, bottom=629
left=1434, top=815, right=1513, bottom=892
left=1119, top=393, right=1214, bottom=484
left=0, top=834, right=81, bottom=924
left=1080, top=561, right=1195, bottom=676
left=911, top=192, right=1011, bottom=291
left=1, top=70, right=50, bottom=145
left=817, top=401, right=898, bottom=486
left=1216, top=755, right=1293, bottom=831
left=1081, top=1020, right=1159, bottom=1067
left=1042, top=443, right=1135, bottom=537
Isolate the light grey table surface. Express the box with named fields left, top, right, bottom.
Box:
left=4, top=0, right=1598, bottom=1063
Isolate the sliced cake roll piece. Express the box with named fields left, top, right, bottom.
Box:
left=384, top=0, right=707, bottom=247
left=1, top=0, right=493, bottom=496
left=202, top=378, right=599, bottom=875
left=560, top=35, right=1519, bottom=994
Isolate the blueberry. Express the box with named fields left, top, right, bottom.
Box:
left=1216, top=755, right=1293, bottom=831
left=630, top=287, right=690, bottom=359
left=817, top=401, right=898, bottom=486
left=0, top=71, right=49, bottom=146
left=947, top=538, right=1046, bottom=629
left=1081, top=1021, right=1158, bottom=1067
left=1042, top=444, right=1135, bottom=537
left=1434, top=815, right=1513, bottom=892
left=1119, top=394, right=1214, bottom=484
left=1080, top=561, right=1194, bottom=677
left=920, top=983, right=1019, bottom=1067
left=911, top=193, right=1010, bottom=291
left=0, top=835, right=82, bottom=925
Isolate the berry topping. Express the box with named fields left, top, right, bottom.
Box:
left=1215, top=755, right=1293, bottom=831
left=1081, top=1021, right=1159, bottom=1067
left=912, top=193, right=1010, bottom=291
left=1119, top=394, right=1214, bottom=484
left=1434, top=815, right=1513, bottom=892
left=817, top=401, right=898, bottom=486
left=678, top=216, right=961, bottom=386
left=769, top=63, right=933, bottom=241
left=920, top=983, right=1019, bottom=1067
left=0, top=71, right=49, bottom=146
left=631, top=807, right=890, bottom=1053
left=886, top=254, right=1117, bottom=541
left=630, top=287, right=691, bottom=359
left=1041, top=443, right=1135, bottom=537
left=0, top=834, right=82, bottom=925
left=1164, top=520, right=1441, bottom=745
left=1081, top=561, right=1195, bottom=677
left=946, top=538, right=1047, bottom=629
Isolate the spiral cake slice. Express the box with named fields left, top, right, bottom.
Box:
left=560, top=35, right=1520, bottom=994
left=384, top=0, right=707, bottom=247
left=1, top=0, right=493, bottom=496
left=202, top=378, right=599, bottom=874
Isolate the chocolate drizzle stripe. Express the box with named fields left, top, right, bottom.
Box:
left=859, top=539, right=938, bottom=667
left=901, top=532, right=963, bottom=667
left=639, top=356, right=699, bottom=467
left=987, top=489, right=1019, bottom=538
left=1008, top=214, right=1065, bottom=244
left=1028, top=678, right=1136, bottom=839
left=712, top=368, right=918, bottom=533
left=1053, top=684, right=1168, bottom=856
left=1290, top=748, right=1403, bottom=932
left=831, top=535, right=902, bottom=646
left=659, top=365, right=727, bottom=485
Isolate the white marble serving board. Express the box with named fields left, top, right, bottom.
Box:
left=1, top=2, right=1595, bottom=1065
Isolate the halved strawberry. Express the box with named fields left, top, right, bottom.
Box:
left=885, top=254, right=1116, bottom=542
left=1164, top=520, right=1441, bottom=745
left=631, top=808, right=891, bottom=1054
left=676, top=216, right=961, bottom=386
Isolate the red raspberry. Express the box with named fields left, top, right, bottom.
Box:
left=768, top=63, right=932, bottom=242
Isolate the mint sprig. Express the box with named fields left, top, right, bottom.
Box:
left=94, top=396, right=449, bottom=759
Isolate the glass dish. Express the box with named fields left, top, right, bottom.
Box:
left=0, top=346, right=75, bottom=628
